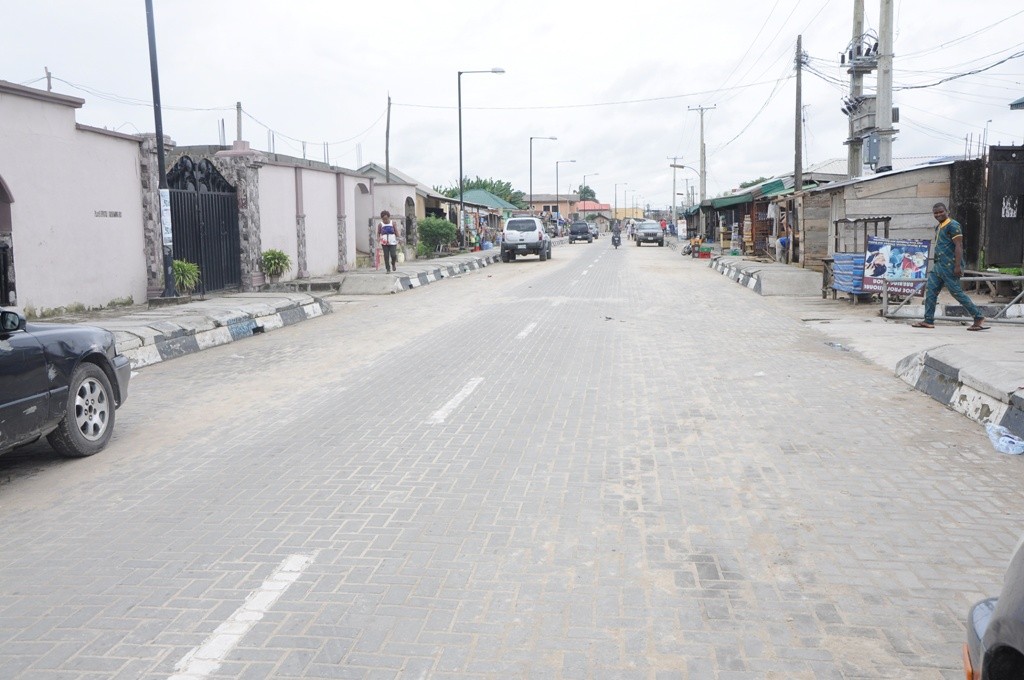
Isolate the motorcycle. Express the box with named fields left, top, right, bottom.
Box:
left=612, top=232, right=621, bottom=249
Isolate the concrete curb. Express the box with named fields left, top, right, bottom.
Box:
left=710, top=256, right=821, bottom=297
left=896, top=346, right=1024, bottom=438
left=115, top=297, right=331, bottom=369
left=399, top=251, right=501, bottom=290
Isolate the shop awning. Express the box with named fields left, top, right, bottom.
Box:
left=711, top=192, right=753, bottom=209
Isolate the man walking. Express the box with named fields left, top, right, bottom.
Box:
left=912, top=202, right=988, bottom=331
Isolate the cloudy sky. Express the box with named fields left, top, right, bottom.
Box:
left=4, top=1, right=1023, bottom=211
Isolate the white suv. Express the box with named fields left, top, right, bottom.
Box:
left=501, top=217, right=552, bottom=262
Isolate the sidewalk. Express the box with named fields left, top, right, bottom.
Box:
left=31, top=249, right=503, bottom=370
left=705, top=252, right=1024, bottom=439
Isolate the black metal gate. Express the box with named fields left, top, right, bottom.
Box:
left=167, top=156, right=241, bottom=293
left=0, top=243, right=10, bottom=305
left=985, top=146, right=1024, bottom=267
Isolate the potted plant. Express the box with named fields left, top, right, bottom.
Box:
left=172, top=259, right=201, bottom=298
left=260, top=248, right=292, bottom=282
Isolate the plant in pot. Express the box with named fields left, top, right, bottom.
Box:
left=172, top=259, right=201, bottom=298
left=260, top=248, right=292, bottom=282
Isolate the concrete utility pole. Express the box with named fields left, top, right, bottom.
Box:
left=876, top=0, right=895, bottom=172
left=667, top=156, right=679, bottom=232
left=847, top=0, right=865, bottom=177
left=688, top=105, right=715, bottom=237
left=795, top=36, right=803, bottom=203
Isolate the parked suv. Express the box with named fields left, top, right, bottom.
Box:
left=502, top=217, right=552, bottom=262
left=569, top=221, right=593, bottom=244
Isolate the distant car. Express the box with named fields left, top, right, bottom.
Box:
left=588, top=222, right=599, bottom=239
left=0, top=308, right=130, bottom=458
left=501, top=217, right=552, bottom=261
left=964, top=536, right=1024, bottom=679
left=569, top=221, right=593, bottom=244
left=636, top=221, right=665, bottom=247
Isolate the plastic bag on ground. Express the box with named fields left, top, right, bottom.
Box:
left=986, top=423, right=1024, bottom=455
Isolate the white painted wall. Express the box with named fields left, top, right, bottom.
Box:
left=301, top=169, right=339, bottom=276
left=0, top=87, right=146, bottom=313
left=353, top=181, right=374, bottom=254
left=257, top=165, right=299, bottom=281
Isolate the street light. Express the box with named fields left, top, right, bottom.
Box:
left=670, top=164, right=700, bottom=238
left=555, top=159, right=575, bottom=229
left=458, top=67, right=504, bottom=248
left=529, top=136, right=557, bottom=215
left=614, top=182, right=627, bottom=224
left=581, top=172, right=599, bottom=221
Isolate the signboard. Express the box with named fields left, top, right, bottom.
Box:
left=862, top=235, right=929, bottom=295
left=159, top=189, right=173, bottom=246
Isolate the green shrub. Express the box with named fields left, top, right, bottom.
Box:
left=417, top=217, right=457, bottom=251
left=172, top=259, right=201, bottom=295
left=260, top=248, right=292, bottom=277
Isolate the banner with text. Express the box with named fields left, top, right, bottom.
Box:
left=862, top=236, right=930, bottom=296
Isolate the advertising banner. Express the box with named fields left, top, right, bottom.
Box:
left=862, top=235, right=930, bottom=295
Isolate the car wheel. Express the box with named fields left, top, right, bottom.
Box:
left=539, top=246, right=547, bottom=261
left=546, top=244, right=553, bottom=260
left=47, top=362, right=116, bottom=457
left=659, top=240, right=665, bottom=247
left=501, top=250, right=509, bottom=263
left=636, top=239, right=641, bottom=247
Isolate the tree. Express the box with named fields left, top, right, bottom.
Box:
left=576, top=184, right=596, bottom=201
left=739, top=176, right=770, bottom=189
left=434, top=177, right=526, bottom=208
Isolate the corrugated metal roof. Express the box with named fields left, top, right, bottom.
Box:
left=461, top=188, right=519, bottom=210
left=711, top=192, right=753, bottom=208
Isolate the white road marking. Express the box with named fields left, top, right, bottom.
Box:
left=427, top=377, right=484, bottom=424
left=169, top=553, right=317, bottom=679
left=516, top=322, right=538, bottom=340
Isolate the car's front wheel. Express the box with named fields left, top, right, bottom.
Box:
left=47, top=363, right=116, bottom=457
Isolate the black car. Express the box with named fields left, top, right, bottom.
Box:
left=0, top=308, right=130, bottom=458
left=635, top=220, right=665, bottom=246
left=569, top=221, right=593, bottom=244
left=965, top=536, right=1024, bottom=679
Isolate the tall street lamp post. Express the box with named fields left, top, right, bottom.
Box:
left=530, top=136, right=556, bottom=215
left=581, top=172, right=599, bottom=221
left=555, top=159, right=575, bottom=230
left=458, top=67, right=504, bottom=248
left=670, top=164, right=700, bottom=237
left=615, top=182, right=627, bottom=224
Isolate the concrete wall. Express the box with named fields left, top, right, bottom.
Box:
left=0, top=83, right=147, bottom=313
left=258, top=165, right=299, bottom=281
left=301, top=168, right=339, bottom=276
left=354, top=181, right=374, bottom=254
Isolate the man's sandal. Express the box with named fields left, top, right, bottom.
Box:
left=911, top=321, right=935, bottom=328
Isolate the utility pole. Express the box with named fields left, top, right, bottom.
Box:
left=667, top=156, right=679, bottom=233
left=385, top=95, right=391, bottom=182
left=236, top=101, right=242, bottom=143
left=688, top=105, right=715, bottom=238
left=876, top=0, right=895, bottom=172
left=795, top=36, right=803, bottom=201
left=847, top=0, right=865, bottom=177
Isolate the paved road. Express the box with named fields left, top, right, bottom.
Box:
left=1, top=242, right=1020, bottom=679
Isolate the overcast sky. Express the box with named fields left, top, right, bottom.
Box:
left=4, top=1, right=1023, bottom=210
